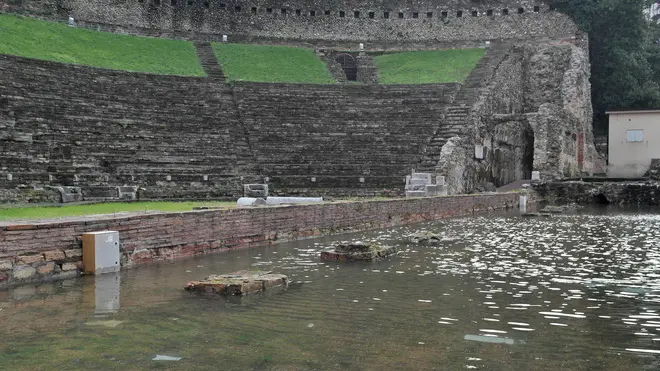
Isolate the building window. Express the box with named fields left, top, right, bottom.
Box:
left=383, top=11, right=389, bottom=19
left=325, top=10, right=330, bottom=15
left=472, top=10, right=478, bottom=17
left=518, top=7, right=525, bottom=14
left=339, top=11, right=345, bottom=17
left=534, top=6, right=540, bottom=13
left=310, top=10, right=315, bottom=16
left=486, top=9, right=493, bottom=16
left=251, top=7, right=257, bottom=14
left=626, top=130, right=644, bottom=142
left=398, top=12, right=404, bottom=19
left=295, top=9, right=301, bottom=16
left=441, top=11, right=448, bottom=18
left=427, top=12, right=433, bottom=18
left=354, top=11, right=360, bottom=18
left=502, top=8, right=509, bottom=15
left=412, top=12, right=418, bottom=18
left=457, top=11, right=463, bottom=17
left=369, top=12, right=374, bottom=19
left=266, top=7, right=272, bottom=13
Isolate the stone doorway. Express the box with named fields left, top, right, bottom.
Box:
left=334, top=53, right=357, bottom=81
left=491, top=121, right=535, bottom=186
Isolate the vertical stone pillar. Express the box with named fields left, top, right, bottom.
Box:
left=577, top=131, right=584, bottom=171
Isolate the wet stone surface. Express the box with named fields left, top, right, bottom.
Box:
left=185, top=271, right=288, bottom=296
left=2, top=207, right=660, bottom=370
left=320, top=242, right=397, bottom=261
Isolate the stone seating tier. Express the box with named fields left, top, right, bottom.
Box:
left=0, top=55, right=460, bottom=200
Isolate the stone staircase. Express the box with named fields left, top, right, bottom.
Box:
left=417, top=43, right=512, bottom=173
left=452, top=43, right=511, bottom=107
left=417, top=106, right=471, bottom=171
left=356, top=53, right=379, bottom=84
left=194, top=41, right=226, bottom=81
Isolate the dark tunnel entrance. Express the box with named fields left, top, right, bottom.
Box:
left=335, top=54, right=358, bottom=81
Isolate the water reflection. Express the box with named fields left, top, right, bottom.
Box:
left=1, top=207, right=660, bottom=369
left=91, top=272, right=121, bottom=315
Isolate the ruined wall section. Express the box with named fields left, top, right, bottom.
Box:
left=436, top=40, right=599, bottom=193
left=437, top=45, right=528, bottom=194
left=3, top=0, right=578, bottom=43
left=523, top=42, right=600, bottom=179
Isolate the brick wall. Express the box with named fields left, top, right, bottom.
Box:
left=0, top=192, right=520, bottom=287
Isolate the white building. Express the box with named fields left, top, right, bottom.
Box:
left=607, top=110, right=660, bottom=178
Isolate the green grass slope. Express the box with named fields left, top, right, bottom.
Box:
left=0, top=14, right=204, bottom=76
left=374, top=48, right=486, bottom=84
left=213, top=43, right=335, bottom=83
left=0, top=202, right=234, bottom=220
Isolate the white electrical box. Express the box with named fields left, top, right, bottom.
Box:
left=82, top=231, right=120, bottom=275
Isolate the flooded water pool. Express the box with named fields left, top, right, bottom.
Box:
left=2, top=207, right=660, bottom=370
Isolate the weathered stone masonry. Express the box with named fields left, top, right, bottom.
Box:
left=431, top=39, right=602, bottom=194
left=0, top=54, right=460, bottom=200
left=3, top=1, right=577, bottom=43
left=0, top=192, right=521, bottom=288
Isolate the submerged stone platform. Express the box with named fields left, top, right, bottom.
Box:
left=185, top=271, right=289, bottom=296
left=320, top=242, right=397, bottom=261
left=409, top=231, right=441, bottom=244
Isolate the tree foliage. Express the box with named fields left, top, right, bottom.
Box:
left=551, top=0, right=660, bottom=132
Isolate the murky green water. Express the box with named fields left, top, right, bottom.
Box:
left=2, top=207, right=660, bottom=370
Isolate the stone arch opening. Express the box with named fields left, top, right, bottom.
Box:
left=593, top=193, right=610, bottom=204
left=335, top=54, right=357, bottom=81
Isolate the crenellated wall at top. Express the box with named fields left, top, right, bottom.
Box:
left=2, top=0, right=578, bottom=43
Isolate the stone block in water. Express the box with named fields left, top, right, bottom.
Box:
left=185, top=271, right=288, bottom=296
left=320, top=242, right=397, bottom=261
left=521, top=212, right=552, bottom=218
left=539, top=205, right=566, bottom=214
left=410, top=231, right=442, bottom=244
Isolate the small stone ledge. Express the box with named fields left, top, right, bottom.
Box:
left=320, top=242, right=397, bottom=261
left=185, top=271, right=289, bottom=296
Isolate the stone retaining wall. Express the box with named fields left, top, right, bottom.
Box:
left=3, top=1, right=578, bottom=43
left=0, top=192, right=520, bottom=288
left=533, top=180, right=660, bottom=205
